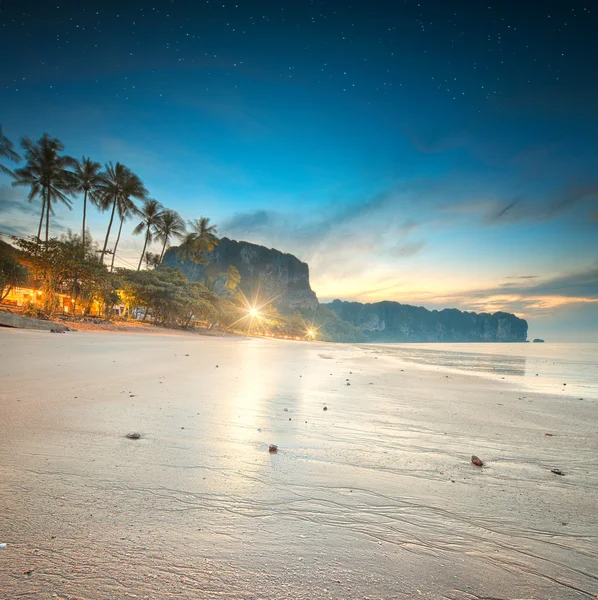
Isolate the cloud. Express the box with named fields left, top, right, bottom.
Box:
left=221, top=209, right=274, bottom=235
left=0, top=183, right=70, bottom=239
left=500, top=265, right=598, bottom=300
left=389, top=240, right=425, bottom=258
left=488, top=197, right=523, bottom=221
left=429, top=265, right=598, bottom=319
left=0, top=185, right=41, bottom=237
left=219, top=189, right=427, bottom=285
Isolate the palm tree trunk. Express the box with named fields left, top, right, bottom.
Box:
left=137, top=228, right=150, bottom=271
left=45, top=195, right=50, bottom=245
left=101, top=199, right=117, bottom=263
left=82, top=189, right=88, bottom=250
left=159, top=236, right=169, bottom=263
left=110, top=217, right=124, bottom=272
left=37, top=191, right=46, bottom=242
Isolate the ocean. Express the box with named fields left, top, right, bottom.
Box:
left=368, top=342, right=598, bottom=399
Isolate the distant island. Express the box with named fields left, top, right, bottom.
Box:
left=533, top=338, right=545, bottom=343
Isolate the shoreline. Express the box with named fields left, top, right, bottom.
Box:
left=1, top=328, right=597, bottom=599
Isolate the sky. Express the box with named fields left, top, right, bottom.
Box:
left=0, top=0, right=597, bottom=340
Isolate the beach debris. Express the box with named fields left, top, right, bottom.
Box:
left=323, top=406, right=328, bottom=411
left=125, top=432, right=141, bottom=440
left=350, top=371, right=353, bottom=374
left=0, top=543, right=6, bottom=549
left=216, top=365, right=219, bottom=368
left=268, top=444, right=278, bottom=453
left=346, top=382, right=351, bottom=386
left=185, top=354, right=189, bottom=356
left=545, top=433, right=554, bottom=436
left=257, top=428, right=262, bottom=432
left=471, top=455, right=484, bottom=467
left=283, top=408, right=289, bottom=412
left=551, top=468, right=565, bottom=476
left=22, top=569, right=33, bottom=576
left=289, top=417, right=292, bottom=421
left=346, top=378, right=350, bottom=381
left=50, top=328, right=65, bottom=333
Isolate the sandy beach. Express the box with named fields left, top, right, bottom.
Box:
left=1, top=329, right=597, bottom=599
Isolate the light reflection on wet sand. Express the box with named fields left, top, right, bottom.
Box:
left=1, top=331, right=597, bottom=599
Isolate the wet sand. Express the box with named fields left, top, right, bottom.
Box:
left=1, top=329, right=597, bottom=599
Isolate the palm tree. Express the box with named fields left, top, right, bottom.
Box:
left=12, top=134, right=76, bottom=244
left=144, top=251, right=161, bottom=270
left=177, top=217, right=219, bottom=278
left=133, top=198, right=163, bottom=270
left=177, top=232, right=202, bottom=276
left=188, top=217, right=219, bottom=255
left=156, top=209, right=186, bottom=263
left=73, top=157, right=102, bottom=249
left=110, top=193, right=140, bottom=272
left=96, top=162, right=147, bottom=263
left=0, top=125, right=21, bottom=178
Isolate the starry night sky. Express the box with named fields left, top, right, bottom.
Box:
left=1, top=0, right=597, bottom=339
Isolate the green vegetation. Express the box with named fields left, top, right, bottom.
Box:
left=298, top=305, right=369, bottom=343
left=0, top=243, right=29, bottom=301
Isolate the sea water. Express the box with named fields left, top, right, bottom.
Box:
left=369, top=342, right=598, bottom=399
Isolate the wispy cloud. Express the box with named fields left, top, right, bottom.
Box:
left=0, top=183, right=69, bottom=239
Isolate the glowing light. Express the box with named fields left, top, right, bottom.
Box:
left=306, top=328, right=316, bottom=339
left=249, top=307, right=259, bottom=317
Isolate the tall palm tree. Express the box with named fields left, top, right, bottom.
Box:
left=156, top=209, right=186, bottom=263
left=110, top=193, right=140, bottom=272
left=133, top=198, right=163, bottom=270
left=96, top=162, right=147, bottom=263
left=73, top=157, right=102, bottom=249
left=12, top=134, right=76, bottom=244
left=0, top=125, right=21, bottom=178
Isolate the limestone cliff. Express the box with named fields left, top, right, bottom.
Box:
left=324, top=300, right=528, bottom=342
left=163, top=237, right=318, bottom=311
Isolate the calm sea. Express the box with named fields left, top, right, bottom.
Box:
left=368, top=342, right=598, bottom=399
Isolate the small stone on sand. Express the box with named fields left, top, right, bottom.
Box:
left=471, top=455, right=483, bottom=467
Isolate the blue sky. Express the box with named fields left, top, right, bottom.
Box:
left=1, top=0, right=597, bottom=340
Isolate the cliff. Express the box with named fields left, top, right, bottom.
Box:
left=163, top=237, right=318, bottom=311
left=324, top=300, right=528, bottom=342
